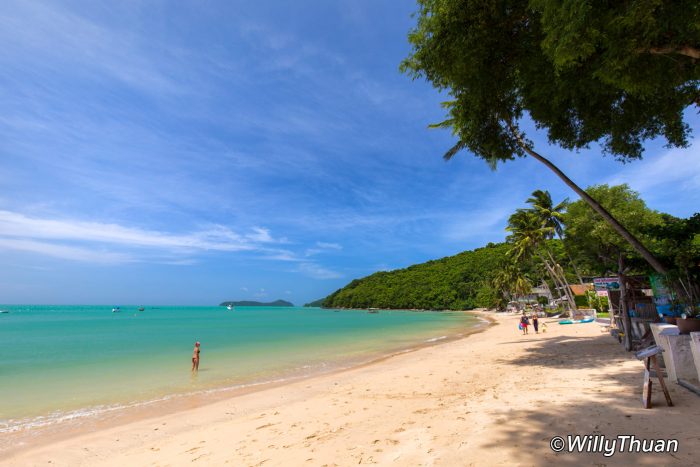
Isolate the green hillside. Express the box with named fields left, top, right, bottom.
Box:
left=322, top=243, right=510, bottom=310
left=304, top=298, right=326, bottom=307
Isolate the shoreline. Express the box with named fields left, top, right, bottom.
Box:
left=5, top=311, right=699, bottom=465
left=1, top=311, right=490, bottom=460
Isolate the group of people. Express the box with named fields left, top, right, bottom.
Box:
left=519, top=312, right=544, bottom=335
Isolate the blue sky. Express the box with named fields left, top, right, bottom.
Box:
left=1, top=0, right=698, bottom=306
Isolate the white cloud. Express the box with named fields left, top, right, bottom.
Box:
left=305, top=241, right=343, bottom=257
left=0, top=1, right=183, bottom=95
left=316, top=242, right=342, bottom=250
left=0, top=210, right=290, bottom=262
left=608, top=146, right=700, bottom=192
left=297, top=262, right=343, bottom=279
left=0, top=238, right=133, bottom=264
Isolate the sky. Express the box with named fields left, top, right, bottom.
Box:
left=1, top=0, right=699, bottom=306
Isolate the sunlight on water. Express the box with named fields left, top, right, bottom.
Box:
left=0, top=305, right=479, bottom=431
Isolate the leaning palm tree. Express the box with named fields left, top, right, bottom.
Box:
left=506, top=210, right=577, bottom=312
left=526, top=189, right=583, bottom=284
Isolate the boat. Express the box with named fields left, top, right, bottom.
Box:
left=112, top=306, right=120, bottom=313
left=0, top=310, right=9, bottom=314
left=226, top=304, right=234, bottom=311
left=559, top=316, right=595, bottom=325
left=138, top=307, right=145, bottom=311
left=367, top=308, right=379, bottom=314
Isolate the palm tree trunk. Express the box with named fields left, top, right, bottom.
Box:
left=557, top=233, right=584, bottom=284
left=507, top=125, right=669, bottom=275
left=556, top=262, right=579, bottom=310
left=545, top=249, right=578, bottom=309
left=537, top=251, right=576, bottom=313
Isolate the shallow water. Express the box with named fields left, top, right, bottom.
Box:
left=0, top=305, right=479, bottom=432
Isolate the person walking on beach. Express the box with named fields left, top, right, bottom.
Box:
left=520, top=312, right=530, bottom=335
left=532, top=313, right=539, bottom=334
left=191, top=341, right=201, bottom=372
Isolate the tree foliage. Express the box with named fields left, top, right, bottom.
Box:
left=401, top=0, right=699, bottom=161
left=318, top=184, right=697, bottom=313
left=562, top=184, right=664, bottom=274
left=322, top=243, right=513, bottom=310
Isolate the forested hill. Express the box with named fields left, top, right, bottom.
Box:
left=304, top=298, right=326, bottom=307
left=322, top=243, right=509, bottom=310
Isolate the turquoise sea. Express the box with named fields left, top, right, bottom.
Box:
left=0, top=305, right=480, bottom=436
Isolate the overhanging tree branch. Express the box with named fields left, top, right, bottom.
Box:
left=505, top=120, right=669, bottom=276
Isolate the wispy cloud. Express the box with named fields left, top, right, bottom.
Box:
left=0, top=1, right=183, bottom=95
left=608, top=146, right=700, bottom=192
left=0, top=210, right=286, bottom=262
left=0, top=238, right=133, bottom=264
left=305, top=241, right=343, bottom=256
left=297, top=262, right=343, bottom=280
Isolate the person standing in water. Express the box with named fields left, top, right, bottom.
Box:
left=191, top=341, right=201, bottom=372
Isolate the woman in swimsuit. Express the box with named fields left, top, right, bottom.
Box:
left=192, top=341, right=201, bottom=372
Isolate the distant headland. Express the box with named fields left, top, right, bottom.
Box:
left=219, top=299, right=294, bottom=307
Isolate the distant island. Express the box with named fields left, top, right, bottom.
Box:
left=303, top=298, right=326, bottom=307
left=219, top=299, right=294, bottom=307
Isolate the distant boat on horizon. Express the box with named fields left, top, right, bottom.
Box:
left=112, top=306, right=120, bottom=313
left=138, top=307, right=145, bottom=311
left=227, top=304, right=234, bottom=311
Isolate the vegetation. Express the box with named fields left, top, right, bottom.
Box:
left=319, top=185, right=698, bottom=328
left=304, top=298, right=326, bottom=307
left=401, top=0, right=699, bottom=277
left=322, top=243, right=513, bottom=310
left=219, top=300, right=294, bottom=307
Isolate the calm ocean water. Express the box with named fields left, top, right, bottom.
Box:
left=0, top=305, right=479, bottom=433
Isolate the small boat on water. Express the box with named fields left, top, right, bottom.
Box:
left=138, top=307, right=145, bottom=311
left=112, top=306, right=120, bottom=313
left=226, top=304, right=234, bottom=311
left=559, top=316, right=594, bottom=325
left=0, top=310, right=9, bottom=314
left=367, top=308, right=379, bottom=314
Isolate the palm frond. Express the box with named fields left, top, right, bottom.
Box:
left=443, top=141, right=466, bottom=161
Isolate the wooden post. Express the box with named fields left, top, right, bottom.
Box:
left=636, top=346, right=673, bottom=409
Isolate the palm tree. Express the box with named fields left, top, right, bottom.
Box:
left=443, top=130, right=669, bottom=277
left=506, top=210, right=577, bottom=312
left=526, top=189, right=584, bottom=284
left=492, top=260, right=533, bottom=309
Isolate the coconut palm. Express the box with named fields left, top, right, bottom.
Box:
left=526, top=189, right=584, bottom=284
left=492, top=260, right=533, bottom=309
left=506, top=210, right=577, bottom=312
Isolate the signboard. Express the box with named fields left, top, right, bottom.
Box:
left=649, top=273, right=676, bottom=316
left=593, top=277, right=620, bottom=292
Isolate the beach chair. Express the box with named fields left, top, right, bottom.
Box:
left=635, top=345, right=673, bottom=409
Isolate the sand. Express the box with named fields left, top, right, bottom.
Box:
left=4, top=312, right=700, bottom=466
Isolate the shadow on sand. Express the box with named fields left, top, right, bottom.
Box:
left=482, top=333, right=699, bottom=465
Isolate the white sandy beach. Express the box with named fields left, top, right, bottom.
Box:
left=5, top=312, right=700, bottom=466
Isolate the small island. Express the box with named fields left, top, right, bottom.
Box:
left=219, top=299, right=294, bottom=307
left=303, top=298, right=326, bottom=307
